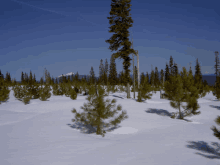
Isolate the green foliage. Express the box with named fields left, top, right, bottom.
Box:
left=38, top=85, right=51, bottom=101
left=211, top=116, right=220, bottom=140
left=71, top=85, right=128, bottom=137
left=64, top=84, right=73, bottom=97
left=109, top=55, right=118, bottom=86
left=106, top=0, right=135, bottom=97
left=13, top=85, right=25, bottom=101
left=70, top=88, right=77, bottom=100
left=13, top=85, right=32, bottom=104
left=164, top=69, right=200, bottom=120
left=137, top=79, right=153, bottom=102
left=0, top=78, right=10, bottom=104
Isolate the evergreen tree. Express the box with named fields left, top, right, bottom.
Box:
left=74, top=71, right=79, bottom=82
left=105, top=0, right=136, bottom=98
left=164, top=67, right=200, bottom=119
left=39, top=84, right=51, bottom=101
left=140, top=72, right=145, bottom=86
left=0, top=70, right=2, bottom=79
left=164, top=63, right=170, bottom=82
left=21, top=71, right=24, bottom=84
left=173, top=62, right=179, bottom=77
left=154, top=67, right=160, bottom=88
left=104, top=59, right=109, bottom=85
left=89, top=66, right=96, bottom=85
left=194, top=58, right=207, bottom=98
left=160, top=69, right=164, bottom=87
left=40, top=77, right=44, bottom=86
left=211, top=116, right=220, bottom=141
left=146, top=72, right=149, bottom=84
left=109, top=54, right=118, bottom=86
left=71, top=73, right=74, bottom=83
left=29, top=70, right=33, bottom=86
left=71, top=84, right=128, bottom=137
left=33, top=74, right=36, bottom=84
left=99, top=59, right=105, bottom=85
left=169, top=56, right=174, bottom=76
left=137, top=75, right=153, bottom=102
left=0, top=77, right=10, bottom=104
left=150, top=70, right=155, bottom=87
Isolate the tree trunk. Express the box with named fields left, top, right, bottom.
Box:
left=136, top=50, right=140, bottom=89
left=127, top=82, right=130, bottom=98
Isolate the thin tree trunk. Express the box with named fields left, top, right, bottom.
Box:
left=136, top=50, right=140, bottom=89
left=127, top=82, right=130, bottom=98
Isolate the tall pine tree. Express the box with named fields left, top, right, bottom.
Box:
left=194, top=58, right=206, bottom=98
left=105, top=0, right=136, bottom=98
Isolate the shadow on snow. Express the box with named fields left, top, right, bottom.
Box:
left=209, top=105, right=220, bottom=110
left=145, top=108, right=192, bottom=122
left=186, top=141, right=220, bottom=159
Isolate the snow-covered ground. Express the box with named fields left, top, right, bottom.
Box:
left=1, top=87, right=220, bottom=165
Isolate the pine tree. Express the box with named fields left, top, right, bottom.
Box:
left=164, top=67, right=200, bottom=119
left=160, top=69, right=164, bottom=87
left=89, top=66, right=96, bottom=85
left=39, top=84, right=51, bottom=101
left=40, top=77, right=44, bottom=86
left=173, top=62, right=179, bottom=77
left=21, top=71, right=24, bottom=85
left=99, top=59, right=105, bottom=85
left=146, top=72, right=149, bottom=84
left=137, top=75, right=153, bottom=102
left=150, top=70, right=155, bottom=88
left=71, top=84, right=128, bottom=137
left=211, top=116, right=220, bottom=141
left=140, top=72, right=145, bottom=86
left=104, top=59, right=109, bottom=85
left=29, top=70, right=33, bottom=86
left=33, top=74, right=36, bottom=84
left=154, top=67, right=160, bottom=88
left=169, top=56, right=174, bottom=76
left=105, top=0, right=136, bottom=98
left=164, top=63, right=170, bottom=83
left=0, top=77, right=10, bottom=104
left=74, top=71, right=79, bottom=82
left=109, top=54, right=118, bottom=86
left=194, top=58, right=207, bottom=98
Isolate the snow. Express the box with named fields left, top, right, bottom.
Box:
left=1, top=87, right=220, bottom=165
left=58, top=72, right=74, bottom=78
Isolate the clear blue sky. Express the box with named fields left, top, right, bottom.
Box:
left=1, top=0, right=220, bottom=81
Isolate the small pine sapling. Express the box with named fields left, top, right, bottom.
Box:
left=71, top=85, right=128, bottom=137
left=39, top=85, right=51, bottom=101
left=211, top=116, right=220, bottom=140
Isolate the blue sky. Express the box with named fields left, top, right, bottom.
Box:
left=1, top=0, right=220, bottom=81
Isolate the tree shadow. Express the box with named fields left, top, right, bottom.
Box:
left=145, top=108, right=174, bottom=117
left=112, top=95, right=124, bottom=99
left=209, top=105, right=220, bottom=110
left=145, top=108, right=192, bottom=122
left=186, top=141, right=220, bottom=159
left=67, top=122, right=121, bottom=135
